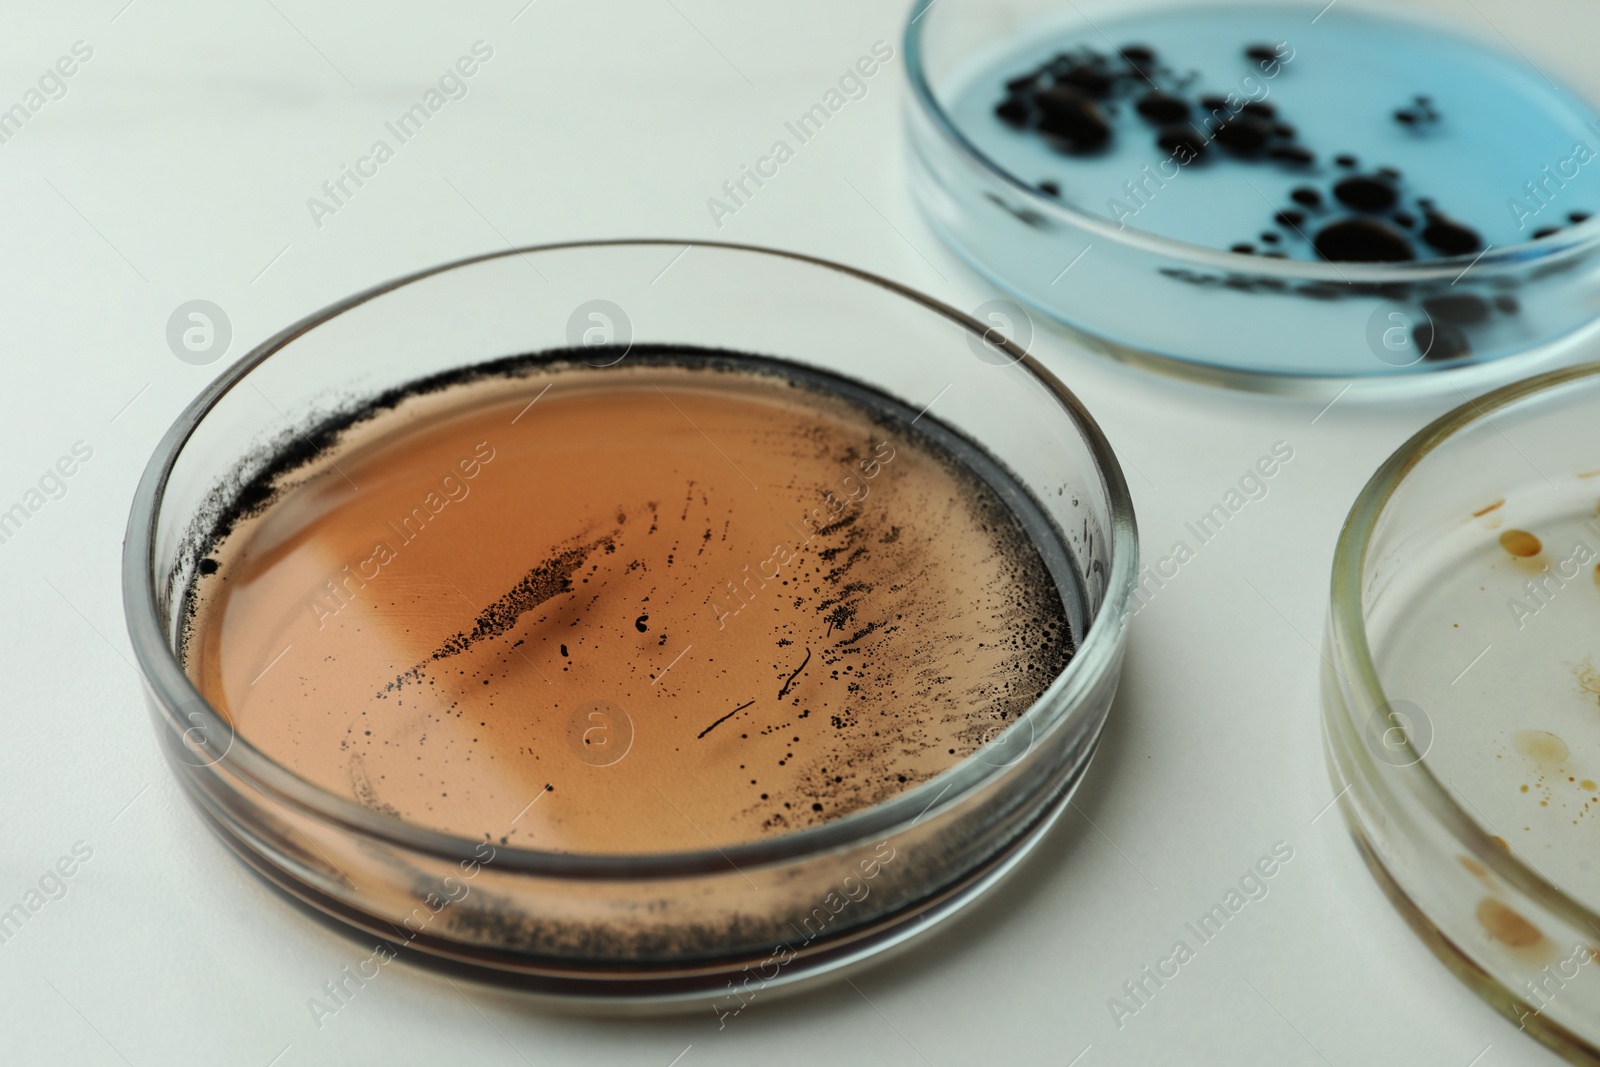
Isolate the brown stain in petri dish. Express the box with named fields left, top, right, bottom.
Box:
left=1476, top=898, right=1545, bottom=949
left=1499, top=529, right=1542, bottom=558
left=184, top=359, right=1076, bottom=854
left=1514, top=729, right=1570, bottom=766
left=1576, top=659, right=1600, bottom=707
left=1458, top=856, right=1496, bottom=894
left=1473, top=499, right=1505, bottom=518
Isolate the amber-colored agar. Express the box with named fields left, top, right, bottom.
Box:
left=185, top=361, right=1074, bottom=854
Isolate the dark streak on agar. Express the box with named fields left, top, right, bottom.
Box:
left=778, top=647, right=812, bottom=700
left=698, top=700, right=757, bottom=740
left=435, top=538, right=610, bottom=660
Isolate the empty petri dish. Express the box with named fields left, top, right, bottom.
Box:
left=122, top=240, right=1138, bottom=1001
left=905, top=0, right=1600, bottom=387
left=1325, top=362, right=1600, bottom=1059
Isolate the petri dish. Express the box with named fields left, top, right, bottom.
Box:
left=1324, top=362, right=1600, bottom=1059
left=905, top=0, right=1600, bottom=389
left=121, top=240, right=1139, bottom=1002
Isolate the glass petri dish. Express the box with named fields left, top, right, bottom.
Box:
left=904, top=0, right=1600, bottom=390
left=121, top=240, right=1138, bottom=1003
left=1325, top=362, right=1600, bottom=1060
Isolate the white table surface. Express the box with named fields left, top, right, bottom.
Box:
left=2, top=1, right=1593, bottom=1063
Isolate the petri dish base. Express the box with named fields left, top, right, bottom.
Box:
left=122, top=240, right=1139, bottom=1002
left=905, top=0, right=1600, bottom=389
left=1325, top=361, right=1600, bottom=1060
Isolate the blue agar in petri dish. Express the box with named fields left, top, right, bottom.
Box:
left=907, top=1, right=1600, bottom=383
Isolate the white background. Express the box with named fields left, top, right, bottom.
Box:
left=0, top=0, right=1591, bottom=1063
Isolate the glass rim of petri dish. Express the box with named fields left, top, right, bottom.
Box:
left=122, top=238, right=1140, bottom=885
left=903, top=0, right=1600, bottom=386
left=904, top=0, right=1600, bottom=283
left=1325, top=359, right=1600, bottom=1055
